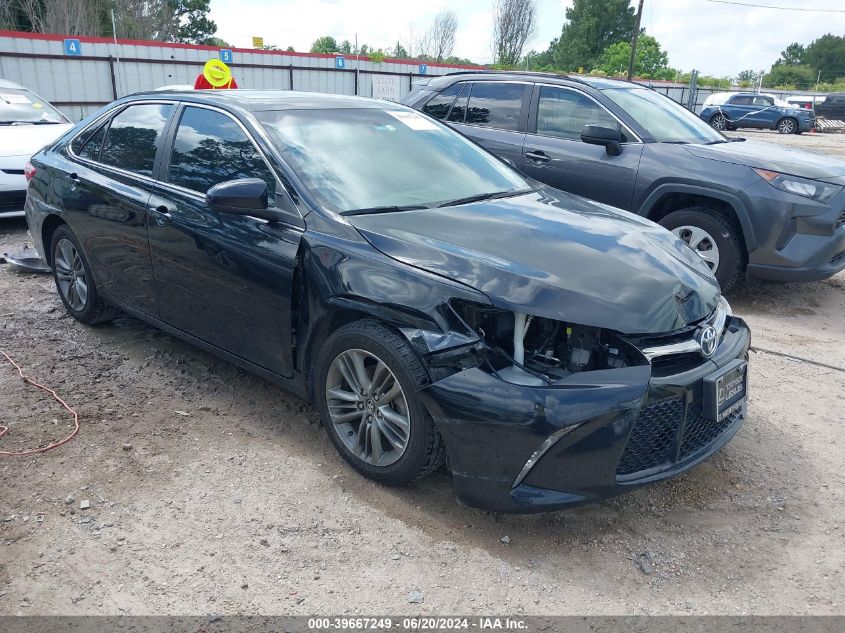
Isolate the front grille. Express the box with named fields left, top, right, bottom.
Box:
left=616, top=397, right=683, bottom=476
left=831, top=250, right=845, bottom=266
left=679, top=404, right=741, bottom=459
left=0, top=191, right=26, bottom=213
left=617, top=396, right=743, bottom=479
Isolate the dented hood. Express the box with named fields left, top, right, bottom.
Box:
left=349, top=188, right=720, bottom=334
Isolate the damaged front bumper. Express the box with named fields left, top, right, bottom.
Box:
left=419, top=316, right=751, bottom=513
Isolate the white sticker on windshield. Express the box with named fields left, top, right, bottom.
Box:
left=0, top=93, right=32, bottom=104
left=386, top=110, right=439, bottom=131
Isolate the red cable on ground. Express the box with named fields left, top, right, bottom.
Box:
left=0, top=350, right=80, bottom=456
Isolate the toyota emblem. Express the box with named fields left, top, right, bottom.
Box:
left=697, top=325, right=718, bottom=357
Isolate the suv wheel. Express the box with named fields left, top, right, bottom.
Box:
left=777, top=117, right=797, bottom=134
left=659, top=207, right=743, bottom=291
left=709, top=113, right=728, bottom=131
left=51, top=225, right=120, bottom=324
left=314, top=320, right=447, bottom=485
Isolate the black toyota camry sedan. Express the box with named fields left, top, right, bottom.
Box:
left=23, top=90, right=750, bottom=512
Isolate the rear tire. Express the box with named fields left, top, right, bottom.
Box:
left=314, top=320, right=447, bottom=485
left=50, top=225, right=119, bottom=325
left=659, top=207, right=744, bottom=291
left=777, top=117, right=797, bottom=134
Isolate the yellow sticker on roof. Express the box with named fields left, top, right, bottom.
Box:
left=386, top=110, right=438, bottom=131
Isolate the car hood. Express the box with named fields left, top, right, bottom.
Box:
left=0, top=123, right=74, bottom=158
left=683, top=140, right=845, bottom=183
left=349, top=188, right=720, bottom=334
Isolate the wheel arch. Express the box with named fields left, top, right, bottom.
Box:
left=40, top=214, right=67, bottom=266
left=639, top=184, right=757, bottom=254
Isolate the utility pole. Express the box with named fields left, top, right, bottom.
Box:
left=627, top=0, right=645, bottom=81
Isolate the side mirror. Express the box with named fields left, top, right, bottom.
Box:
left=206, top=178, right=269, bottom=212
left=581, top=125, right=623, bottom=156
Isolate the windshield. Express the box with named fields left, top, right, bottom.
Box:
left=0, top=88, right=67, bottom=125
left=601, top=87, right=725, bottom=144
left=257, top=108, right=530, bottom=213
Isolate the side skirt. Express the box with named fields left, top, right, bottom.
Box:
left=101, top=291, right=310, bottom=401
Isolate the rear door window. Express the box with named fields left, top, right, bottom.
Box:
left=730, top=95, right=752, bottom=105
left=465, top=82, right=526, bottom=130
left=422, top=83, right=464, bottom=120
left=447, top=85, right=469, bottom=123
left=166, top=106, right=276, bottom=203
left=100, top=103, right=174, bottom=177
left=72, top=121, right=108, bottom=161
left=535, top=86, right=629, bottom=141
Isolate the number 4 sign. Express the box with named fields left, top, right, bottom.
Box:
left=63, top=38, right=81, bottom=56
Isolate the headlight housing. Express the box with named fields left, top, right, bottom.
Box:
left=449, top=300, right=646, bottom=385
left=754, top=168, right=841, bottom=203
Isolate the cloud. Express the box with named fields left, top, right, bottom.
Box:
left=210, top=0, right=845, bottom=77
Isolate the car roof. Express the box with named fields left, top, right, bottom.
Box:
left=428, top=71, right=642, bottom=90
left=0, top=78, right=25, bottom=89
left=126, top=89, right=401, bottom=111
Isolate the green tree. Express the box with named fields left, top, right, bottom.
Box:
left=763, top=64, right=816, bottom=89
left=549, top=0, right=636, bottom=72
left=735, top=69, right=757, bottom=84
left=775, top=42, right=805, bottom=66
left=285, top=46, right=295, bottom=52
left=392, top=41, right=409, bottom=58
left=596, top=34, right=671, bottom=79
left=310, top=36, right=338, bottom=54
left=339, top=40, right=353, bottom=54
left=174, top=0, right=217, bottom=44
left=802, top=34, right=845, bottom=80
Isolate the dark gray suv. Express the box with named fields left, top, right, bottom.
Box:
left=404, top=72, right=845, bottom=290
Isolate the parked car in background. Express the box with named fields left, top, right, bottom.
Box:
left=815, top=93, right=845, bottom=120
left=784, top=95, right=825, bottom=111
left=404, top=73, right=845, bottom=290
left=24, top=90, right=750, bottom=512
left=699, top=91, right=814, bottom=134
left=0, top=79, right=73, bottom=218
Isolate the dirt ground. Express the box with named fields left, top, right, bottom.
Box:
left=1, top=131, right=843, bottom=617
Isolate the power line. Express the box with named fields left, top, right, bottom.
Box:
left=707, top=0, right=845, bottom=12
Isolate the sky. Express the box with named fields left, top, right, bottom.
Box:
left=209, top=0, right=845, bottom=79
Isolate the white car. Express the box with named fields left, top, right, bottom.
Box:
left=1, top=79, right=73, bottom=218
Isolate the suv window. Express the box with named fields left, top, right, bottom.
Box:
left=423, top=83, right=464, bottom=120
left=72, top=121, right=108, bottom=161
left=448, top=84, right=469, bottom=123
left=167, top=106, right=276, bottom=203
left=536, top=86, right=628, bottom=141
left=100, top=103, right=174, bottom=177
left=730, top=95, right=752, bottom=105
left=465, top=82, right=525, bottom=130
left=752, top=96, right=772, bottom=107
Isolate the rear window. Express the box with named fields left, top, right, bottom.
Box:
left=72, top=122, right=108, bottom=161
left=0, top=88, right=67, bottom=125
left=465, top=82, right=525, bottom=131
left=100, top=103, right=174, bottom=177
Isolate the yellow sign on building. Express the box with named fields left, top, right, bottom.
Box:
left=252, top=36, right=264, bottom=48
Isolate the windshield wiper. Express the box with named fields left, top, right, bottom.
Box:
left=341, top=204, right=430, bottom=216
left=704, top=139, right=728, bottom=145
left=661, top=140, right=690, bottom=144
left=437, top=188, right=534, bottom=208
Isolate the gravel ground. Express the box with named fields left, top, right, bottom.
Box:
left=0, top=132, right=843, bottom=617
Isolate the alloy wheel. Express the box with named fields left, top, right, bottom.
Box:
left=710, top=114, right=727, bottom=131
left=778, top=118, right=795, bottom=134
left=325, top=349, right=410, bottom=467
left=672, top=225, right=721, bottom=272
left=54, top=238, right=88, bottom=311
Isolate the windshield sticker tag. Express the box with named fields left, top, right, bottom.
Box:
left=0, top=93, right=32, bottom=104
left=386, top=110, right=438, bottom=131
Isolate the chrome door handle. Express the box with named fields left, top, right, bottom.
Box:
left=524, top=151, right=551, bottom=163
left=149, top=205, right=172, bottom=226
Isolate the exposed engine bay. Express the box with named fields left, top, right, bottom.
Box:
left=449, top=301, right=646, bottom=385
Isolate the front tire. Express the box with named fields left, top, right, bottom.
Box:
left=314, top=320, right=446, bottom=485
left=710, top=113, right=729, bottom=131
left=51, top=225, right=119, bottom=325
left=659, top=207, right=744, bottom=291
